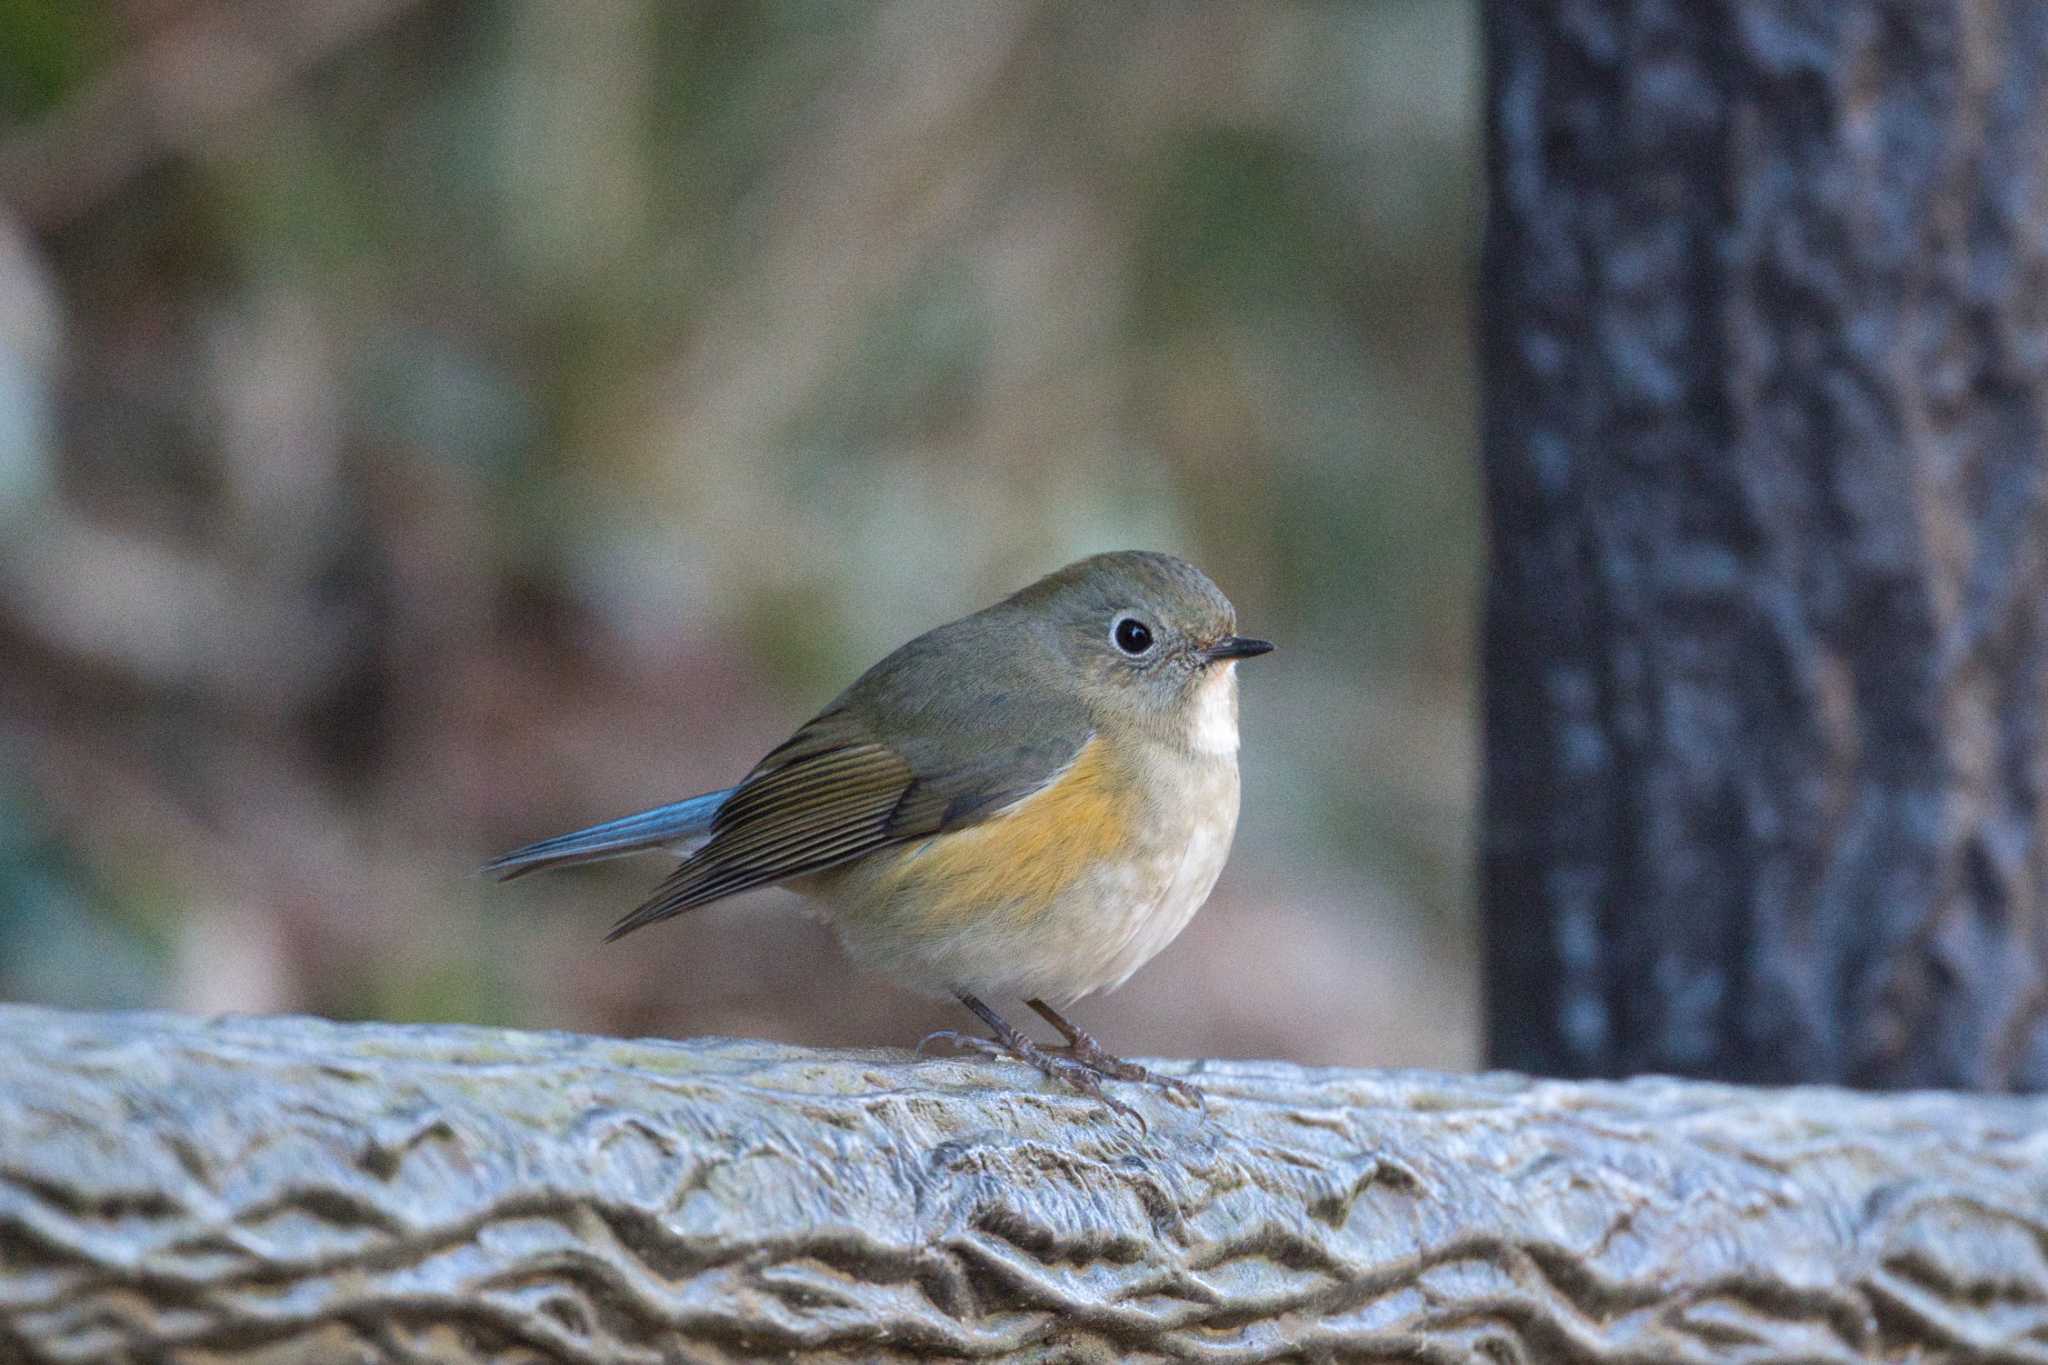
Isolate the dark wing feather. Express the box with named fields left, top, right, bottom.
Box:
left=605, top=610, right=1093, bottom=942
left=604, top=720, right=909, bottom=940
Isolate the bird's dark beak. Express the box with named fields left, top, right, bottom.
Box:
left=1202, top=635, right=1275, bottom=663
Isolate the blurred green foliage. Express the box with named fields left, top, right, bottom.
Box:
left=0, top=0, right=1480, bottom=1065
left=0, top=0, right=107, bottom=124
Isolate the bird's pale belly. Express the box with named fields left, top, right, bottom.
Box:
left=800, top=741, right=1240, bottom=1004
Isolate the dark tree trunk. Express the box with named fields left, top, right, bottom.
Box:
left=1481, top=0, right=2048, bottom=1088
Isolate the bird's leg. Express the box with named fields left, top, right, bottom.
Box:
left=1026, top=998, right=1205, bottom=1112
left=922, top=993, right=1144, bottom=1127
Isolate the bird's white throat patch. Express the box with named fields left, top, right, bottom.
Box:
left=1187, top=663, right=1241, bottom=756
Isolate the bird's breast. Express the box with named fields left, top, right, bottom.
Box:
left=1095, top=740, right=1240, bottom=992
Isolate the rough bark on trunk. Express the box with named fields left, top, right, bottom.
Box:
left=1481, top=0, right=2048, bottom=1087
left=1, top=1005, right=2044, bottom=1362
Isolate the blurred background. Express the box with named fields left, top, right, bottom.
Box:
left=0, top=0, right=1479, bottom=1068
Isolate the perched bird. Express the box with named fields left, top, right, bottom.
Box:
left=488, top=551, right=1271, bottom=1119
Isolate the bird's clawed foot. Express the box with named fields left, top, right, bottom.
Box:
left=922, top=1022, right=1145, bottom=1128
left=920, top=994, right=1206, bottom=1129
left=1028, top=998, right=1207, bottom=1115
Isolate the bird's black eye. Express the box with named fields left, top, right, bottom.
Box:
left=1112, top=616, right=1154, bottom=655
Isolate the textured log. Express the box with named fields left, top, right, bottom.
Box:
left=1, top=1007, right=2046, bottom=1362
left=1481, top=0, right=2048, bottom=1087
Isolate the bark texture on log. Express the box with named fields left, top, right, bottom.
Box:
left=1, top=1007, right=2046, bottom=1362
left=1482, top=0, right=2048, bottom=1087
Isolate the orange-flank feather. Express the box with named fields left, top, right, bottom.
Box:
left=867, top=736, right=1129, bottom=931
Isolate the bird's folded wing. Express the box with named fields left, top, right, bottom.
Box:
left=604, top=705, right=1089, bottom=941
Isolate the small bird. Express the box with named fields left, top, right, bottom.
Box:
left=488, top=551, right=1271, bottom=1120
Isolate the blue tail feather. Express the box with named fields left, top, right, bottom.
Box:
left=484, top=788, right=732, bottom=880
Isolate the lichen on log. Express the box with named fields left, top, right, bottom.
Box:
left=0, top=1004, right=2044, bottom=1362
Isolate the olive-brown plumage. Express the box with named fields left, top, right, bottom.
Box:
left=489, top=550, right=1272, bottom=1120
